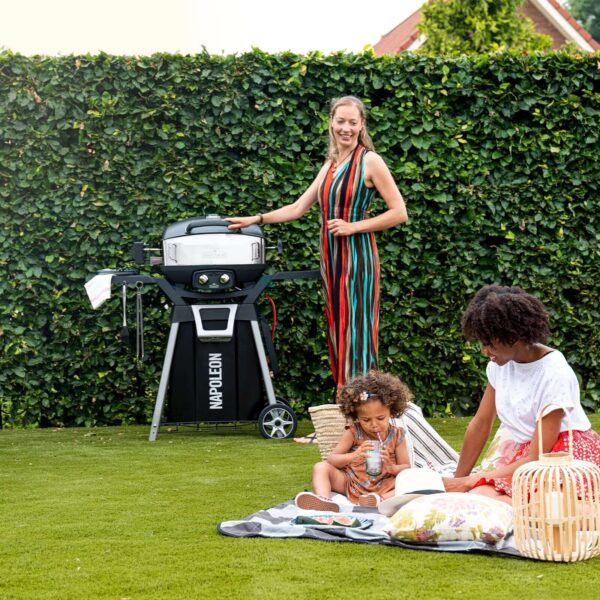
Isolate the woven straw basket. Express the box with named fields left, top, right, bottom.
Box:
left=308, top=404, right=348, bottom=459
left=513, top=404, right=600, bottom=562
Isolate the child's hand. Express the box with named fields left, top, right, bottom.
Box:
left=349, top=440, right=372, bottom=466
left=361, top=440, right=377, bottom=452
left=381, top=446, right=397, bottom=475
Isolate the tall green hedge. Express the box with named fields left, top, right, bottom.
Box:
left=1, top=49, right=598, bottom=426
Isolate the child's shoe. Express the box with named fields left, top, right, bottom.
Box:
left=295, top=491, right=340, bottom=512
left=357, top=493, right=381, bottom=508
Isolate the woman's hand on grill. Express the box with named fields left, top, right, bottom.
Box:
left=226, top=216, right=259, bottom=230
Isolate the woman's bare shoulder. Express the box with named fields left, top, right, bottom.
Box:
left=321, top=158, right=333, bottom=171
left=364, top=150, right=385, bottom=167
left=363, top=151, right=392, bottom=184
left=313, top=158, right=332, bottom=183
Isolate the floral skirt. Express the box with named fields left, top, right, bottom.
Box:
left=473, top=428, right=600, bottom=497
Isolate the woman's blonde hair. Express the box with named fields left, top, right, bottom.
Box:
left=327, top=95, right=375, bottom=160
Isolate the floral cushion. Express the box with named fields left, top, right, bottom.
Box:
left=479, top=425, right=520, bottom=473
left=385, top=493, right=513, bottom=545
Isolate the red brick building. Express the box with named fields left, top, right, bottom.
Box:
left=374, top=0, right=600, bottom=54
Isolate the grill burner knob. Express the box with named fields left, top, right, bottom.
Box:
left=191, top=269, right=236, bottom=290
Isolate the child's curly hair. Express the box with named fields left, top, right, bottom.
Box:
left=461, top=284, right=550, bottom=346
left=339, top=370, right=412, bottom=421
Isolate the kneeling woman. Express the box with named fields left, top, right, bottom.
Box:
left=446, top=284, right=600, bottom=503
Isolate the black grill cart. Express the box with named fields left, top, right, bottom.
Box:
left=89, top=215, right=318, bottom=441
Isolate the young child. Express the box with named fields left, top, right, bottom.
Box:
left=295, top=370, right=412, bottom=512
left=446, top=284, right=600, bottom=502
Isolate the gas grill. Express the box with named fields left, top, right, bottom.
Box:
left=93, top=214, right=318, bottom=441
left=159, top=216, right=267, bottom=289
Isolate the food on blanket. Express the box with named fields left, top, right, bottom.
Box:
left=294, top=514, right=364, bottom=527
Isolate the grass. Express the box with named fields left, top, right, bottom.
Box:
left=2, top=416, right=600, bottom=600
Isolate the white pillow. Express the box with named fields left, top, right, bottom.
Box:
left=385, top=492, right=513, bottom=545
left=392, top=403, right=459, bottom=474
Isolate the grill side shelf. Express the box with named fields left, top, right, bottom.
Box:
left=111, top=274, right=193, bottom=306
left=241, top=270, right=320, bottom=304
left=111, top=271, right=320, bottom=306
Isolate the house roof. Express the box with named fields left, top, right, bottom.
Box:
left=372, top=7, right=423, bottom=55
left=373, top=0, right=600, bottom=54
left=539, top=0, right=600, bottom=50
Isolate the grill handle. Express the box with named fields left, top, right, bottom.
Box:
left=266, top=239, right=283, bottom=255
left=185, top=219, right=233, bottom=233
left=132, top=241, right=145, bottom=264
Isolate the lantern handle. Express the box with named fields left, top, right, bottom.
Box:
left=536, top=403, right=573, bottom=460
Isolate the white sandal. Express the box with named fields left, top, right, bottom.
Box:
left=357, top=493, right=382, bottom=508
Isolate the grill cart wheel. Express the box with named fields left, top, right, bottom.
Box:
left=258, top=402, right=297, bottom=439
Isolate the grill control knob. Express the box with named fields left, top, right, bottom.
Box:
left=198, top=274, right=209, bottom=285
left=219, top=274, right=230, bottom=285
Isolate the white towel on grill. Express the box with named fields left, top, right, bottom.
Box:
left=85, top=274, right=113, bottom=309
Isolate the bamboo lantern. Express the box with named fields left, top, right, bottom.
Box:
left=513, top=404, right=600, bottom=562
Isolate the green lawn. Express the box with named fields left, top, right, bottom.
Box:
left=2, top=415, right=600, bottom=600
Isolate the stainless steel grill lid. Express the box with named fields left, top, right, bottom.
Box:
left=160, top=215, right=266, bottom=288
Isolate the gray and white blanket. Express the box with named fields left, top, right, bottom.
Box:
left=219, top=406, right=525, bottom=557
left=218, top=496, right=523, bottom=558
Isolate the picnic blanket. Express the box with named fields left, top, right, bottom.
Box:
left=218, top=495, right=523, bottom=558
left=218, top=405, right=526, bottom=557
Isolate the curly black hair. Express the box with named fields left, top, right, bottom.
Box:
left=338, top=370, right=413, bottom=421
left=461, top=285, right=550, bottom=346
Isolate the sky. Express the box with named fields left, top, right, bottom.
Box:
left=0, top=0, right=425, bottom=56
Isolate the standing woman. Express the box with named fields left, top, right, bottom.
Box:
left=227, top=96, right=408, bottom=429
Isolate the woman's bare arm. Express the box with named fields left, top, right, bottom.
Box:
left=327, top=152, right=407, bottom=236
left=443, top=385, right=496, bottom=492
left=227, top=162, right=330, bottom=229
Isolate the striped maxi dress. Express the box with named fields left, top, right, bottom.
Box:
left=318, top=144, right=379, bottom=386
